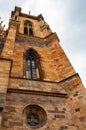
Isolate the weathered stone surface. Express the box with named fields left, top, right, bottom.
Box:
left=0, top=92, right=75, bottom=130
left=0, top=6, right=86, bottom=130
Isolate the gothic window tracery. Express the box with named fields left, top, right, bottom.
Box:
left=24, top=21, right=33, bottom=36
left=27, top=113, right=39, bottom=126
left=23, top=105, right=47, bottom=129
left=24, top=49, right=43, bottom=80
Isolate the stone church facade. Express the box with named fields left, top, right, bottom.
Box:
left=0, top=6, right=86, bottom=130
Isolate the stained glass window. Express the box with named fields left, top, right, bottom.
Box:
left=27, top=113, right=39, bottom=126
left=23, top=105, right=47, bottom=129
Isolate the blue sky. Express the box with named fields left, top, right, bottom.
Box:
left=0, top=0, right=86, bottom=87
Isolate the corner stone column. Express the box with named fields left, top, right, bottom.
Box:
left=0, top=59, right=11, bottom=127
left=1, top=20, right=19, bottom=59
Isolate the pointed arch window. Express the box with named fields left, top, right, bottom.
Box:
left=24, top=21, right=34, bottom=36
left=24, top=49, right=43, bottom=80
left=29, top=27, right=33, bottom=36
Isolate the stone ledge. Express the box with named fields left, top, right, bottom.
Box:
left=7, top=88, right=68, bottom=98
left=16, top=32, right=59, bottom=46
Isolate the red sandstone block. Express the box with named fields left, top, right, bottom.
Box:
left=6, top=39, right=14, bottom=44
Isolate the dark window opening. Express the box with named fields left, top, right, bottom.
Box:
left=0, top=107, right=3, bottom=112
left=24, top=27, right=28, bottom=35
left=29, top=27, right=33, bottom=36
left=15, top=16, right=17, bottom=20
left=24, top=21, right=34, bottom=36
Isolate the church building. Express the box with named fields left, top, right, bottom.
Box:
left=0, top=6, right=86, bottom=130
